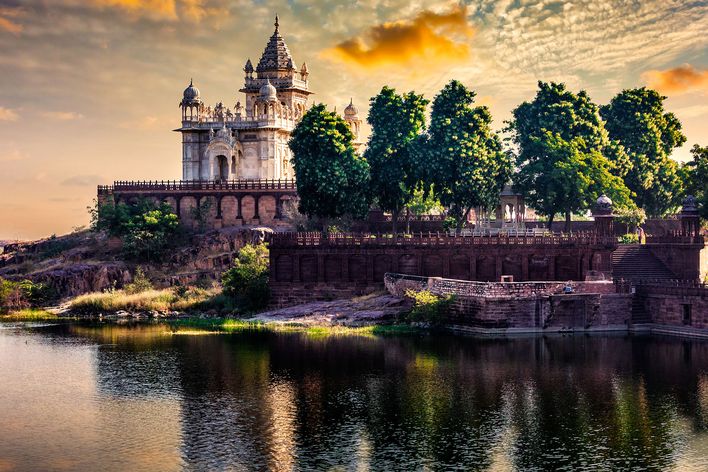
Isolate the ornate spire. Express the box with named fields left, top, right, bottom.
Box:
left=256, top=15, right=294, bottom=73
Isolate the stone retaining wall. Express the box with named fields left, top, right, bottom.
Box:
left=384, top=273, right=631, bottom=332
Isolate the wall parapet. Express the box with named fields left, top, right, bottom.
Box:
left=272, top=231, right=617, bottom=248
left=384, top=273, right=617, bottom=299
left=98, top=178, right=296, bottom=194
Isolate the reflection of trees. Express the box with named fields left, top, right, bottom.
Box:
left=74, top=323, right=708, bottom=471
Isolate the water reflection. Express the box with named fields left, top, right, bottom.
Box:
left=1, top=323, right=708, bottom=471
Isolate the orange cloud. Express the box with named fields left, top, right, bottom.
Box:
left=40, top=111, right=84, bottom=121
left=322, top=5, right=474, bottom=70
left=90, top=0, right=178, bottom=20
left=0, top=7, right=23, bottom=34
left=0, top=106, right=18, bottom=121
left=642, top=64, right=708, bottom=95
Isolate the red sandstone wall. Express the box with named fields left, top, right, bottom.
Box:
left=647, top=243, right=705, bottom=281
left=646, top=294, right=708, bottom=329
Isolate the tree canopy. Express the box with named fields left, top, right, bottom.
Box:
left=426, top=80, right=512, bottom=229
left=365, top=86, right=428, bottom=232
left=507, top=81, right=632, bottom=230
left=600, top=87, right=687, bottom=217
left=683, top=144, right=708, bottom=221
left=289, top=103, right=370, bottom=228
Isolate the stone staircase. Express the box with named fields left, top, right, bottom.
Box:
left=612, top=244, right=677, bottom=281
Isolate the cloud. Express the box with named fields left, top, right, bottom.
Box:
left=40, top=111, right=84, bottom=121
left=322, top=5, right=474, bottom=70
left=0, top=106, right=18, bottom=121
left=89, top=0, right=178, bottom=20
left=0, top=7, right=23, bottom=34
left=0, top=149, right=26, bottom=162
left=88, top=0, right=228, bottom=22
left=642, top=64, right=708, bottom=95
left=61, top=174, right=105, bottom=186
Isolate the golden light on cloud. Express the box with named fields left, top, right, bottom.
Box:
left=40, top=111, right=84, bottom=121
left=322, top=5, right=474, bottom=71
left=0, top=107, right=19, bottom=121
left=89, top=0, right=227, bottom=22
left=0, top=7, right=23, bottom=34
left=642, top=64, right=708, bottom=95
left=90, top=0, right=178, bottom=19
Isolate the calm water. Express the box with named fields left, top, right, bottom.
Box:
left=1, top=323, right=708, bottom=471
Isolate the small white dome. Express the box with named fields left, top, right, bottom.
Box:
left=344, top=98, right=358, bottom=117
left=182, top=79, right=200, bottom=101
left=596, top=194, right=612, bottom=207
left=259, top=78, right=278, bottom=102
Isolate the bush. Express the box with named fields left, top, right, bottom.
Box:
left=405, top=289, right=454, bottom=324
left=222, top=244, right=270, bottom=312
left=124, top=267, right=153, bottom=294
left=90, top=199, right=182, bottom=262
left=615, top=207, right=647, bottom=232
left=618, top=233, right=639, bottom=244
left=0, top=278, right=56, bottom=313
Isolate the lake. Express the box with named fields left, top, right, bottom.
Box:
left=1, top=322, right=708, bottom=471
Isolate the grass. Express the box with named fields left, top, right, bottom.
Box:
left=165, top=317, right=421, bottom=338
left=68, top=287, right=230, bottom=315
left=0, top=308, right=60, bottom=321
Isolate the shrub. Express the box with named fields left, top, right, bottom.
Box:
left=615, top=207, right=647, bottom=232
left=90, top=199, right=182, bottom=262
left=405, top=289, right=454, bottom=324
left=0, top=278, right=56, bottom=312
left=618, top=233, right=639, bottom=244
left=124, top=267, right=153, bottom=294
left=222, top=243, right=270, bottom=312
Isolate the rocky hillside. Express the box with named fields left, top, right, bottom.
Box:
left=0, top=227, right=271, bottom=298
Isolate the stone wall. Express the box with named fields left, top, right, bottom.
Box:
left=383, top=273, right=632, bottom=331
left=98, top=180, right=297, bottom=231
left=640, top=284, right=708, bottom=330
left=269, top=232, right=617, bottom=306
left=646, top=241, right=706, bottom=281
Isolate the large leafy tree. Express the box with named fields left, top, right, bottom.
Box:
left=426, top=80, right=512, bottom=229
left=683, top=144, right=708, bottom=222
left=507, top=81, right=632, bottom=231
left=600, top=87, right=686, bottom=217
left=289, top=104, right=371, bottom=230
left=365, top=86, right=428, bottom=233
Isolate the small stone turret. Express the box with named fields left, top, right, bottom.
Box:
left=680, top=195, right=701, bottom=237
left=180, top=79, right=202, bottom=121
left=343, top=98, right=362, bottom=147
left=593, top=194, right=614, bottom=237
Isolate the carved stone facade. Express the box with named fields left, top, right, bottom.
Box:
left=177, top=16, right=362, bottom=182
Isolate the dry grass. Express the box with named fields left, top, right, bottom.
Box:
left=68, top=287, right=222, bottom=315
left=0, top=308, right=59, bottom=321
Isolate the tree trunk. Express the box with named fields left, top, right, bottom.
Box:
left=547, top=213, right=554, bottom=231
left=565, top=211, right=572, bottom=233
left=391, top=209, right=399, bottom=235
left=406, top=208, right=411, bottom=235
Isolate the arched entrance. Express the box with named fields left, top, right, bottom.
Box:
left=216, top=155, right=229, bottom=181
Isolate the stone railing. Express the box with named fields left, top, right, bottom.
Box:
left=645, top=234, right=705, bottom=244
left=272, top=231, right=615, bottom=247
left=615, top=279, right=707, bottom=297
left=98, top=179, right=297, bottom=193
left=384, top=273, right=617, bottom=298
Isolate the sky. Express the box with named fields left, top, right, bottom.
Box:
left=0, top=0, right=706, bottom=240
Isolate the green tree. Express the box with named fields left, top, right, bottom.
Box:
left=600, top=87, right=687, bottom=217
left=426, top=80, right=512, bottom=229
left=365, top=86, right=429, bottom=233
left=222, top=243, right=270, bottom=311
left=122, top=204, right=180, bottom=262
left=682, top=144, right=708, bottom=221
left=508, top=81, right=632, bottom=231
left=289, top=103, right=371, bottom=231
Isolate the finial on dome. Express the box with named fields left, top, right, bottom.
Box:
left=274, top=14, right=279, bottom=31
left=190, top=78, right=193, bottom=86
